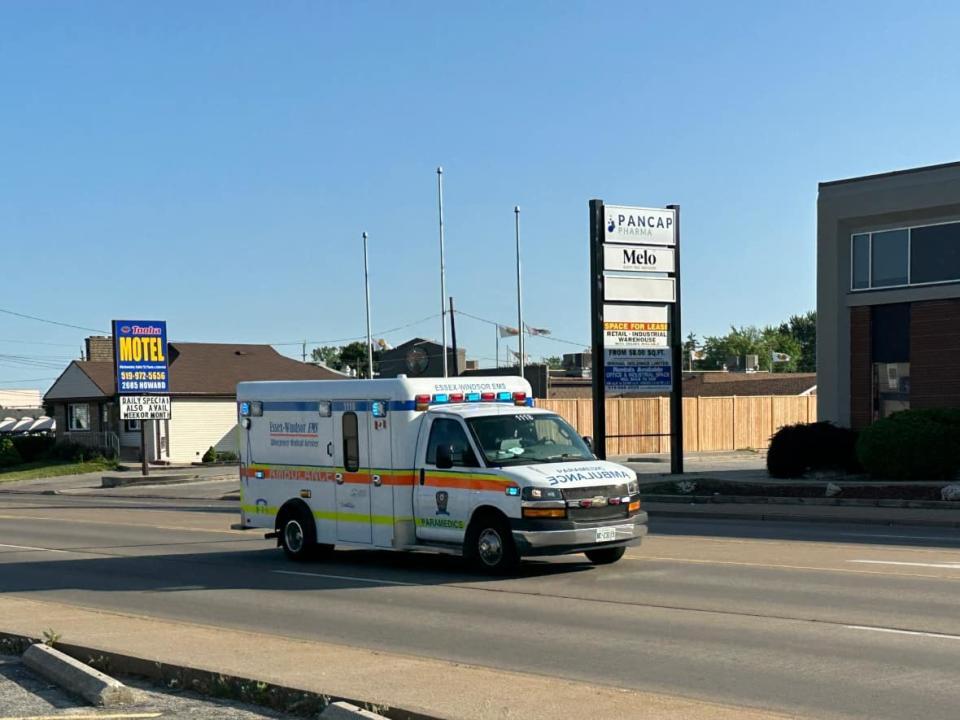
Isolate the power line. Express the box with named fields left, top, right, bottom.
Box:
left=455, top=309, right=588, bottom=348
left=0, top=377, right=57, bottom=384
left=0, top=338, right=79, bottom=347
left=0, top=307, right=107, bottom=334
left=271, top=313, right=442, bottom=347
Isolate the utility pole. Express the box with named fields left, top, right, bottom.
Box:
left=514, top=205, right=524, bottom=377
left=437, top=167, right=448, bottom=377
left=449, top=296, right=458, bottom=377
left=302, top=340, right=307, bottom=363
left=362, top=232, right=374, bottom=379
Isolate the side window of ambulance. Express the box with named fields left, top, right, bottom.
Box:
left=342, top=412, right=359, bottom=472
left=426, top=419, right=477, bottom=467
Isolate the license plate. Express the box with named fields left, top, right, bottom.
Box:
left=596, top=527, right=617, bottom=542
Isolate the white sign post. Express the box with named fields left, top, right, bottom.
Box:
left=120, top=395, right=171, bottom=421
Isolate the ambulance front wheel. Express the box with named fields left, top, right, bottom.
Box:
left=584, top=546, right=626, bottom=565
left=465, top=512, right=519, bottom=574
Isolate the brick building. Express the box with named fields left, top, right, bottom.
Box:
left=817, top=161, right=960, bottom=427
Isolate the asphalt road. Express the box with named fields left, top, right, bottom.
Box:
left=1, top=492, right=959, bottom=720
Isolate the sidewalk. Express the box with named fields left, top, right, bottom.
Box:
left=0, top=596, right=794, bottom=720
left=0, top=466, right=238, bottom=500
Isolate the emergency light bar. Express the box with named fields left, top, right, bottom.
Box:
left=415, top=391, right=530, bottom=410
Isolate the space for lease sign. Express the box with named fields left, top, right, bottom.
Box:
left=603, top=304, right=670, bottom=348
left=120, top=395, right=171, bottom=420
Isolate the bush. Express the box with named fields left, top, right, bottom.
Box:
left=202, top=446, right=217, bottom=463
left=215, top=451, right=238, bottom=463
left=11, top=435, right=55, bottom=463
left=50, top=441, right=104, bottom=463
left=856, top=408, right=960, bottom=480
left=0, top=437, right=23, bottom=468
left=767, top=422, right=860, bottom=478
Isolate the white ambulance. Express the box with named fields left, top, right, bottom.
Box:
left=236, top=375, right=646, bottom=573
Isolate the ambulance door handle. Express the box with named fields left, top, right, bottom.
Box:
left=419, top=469, right=425, bottom=486
left=326, top=442, right=333, bottom=457
left=372, top=474, right=382, bottom=487
left=335, top=473, right=344, bottom=484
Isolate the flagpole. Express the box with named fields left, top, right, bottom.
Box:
left=514, top=205, right=524, bottom=374
left=437, top=167, right=448, bottom=377
left=495, top=326, right=499, bottom=368
left=362, top=231, right=373, bottom=379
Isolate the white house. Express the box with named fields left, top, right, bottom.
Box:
left=44, top=337, right=344, bottom=463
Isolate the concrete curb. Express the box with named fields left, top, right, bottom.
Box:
left=100, top=473, right=231, bottom=488
left=322, top=701, right=391, bottom=719
left=642, top=494, right=960, bottom=510
left=22, top=643, right=135, bottom=706
left=0, top=631, right=440, bottom=720
left=647, top=507, right=960, bottom=528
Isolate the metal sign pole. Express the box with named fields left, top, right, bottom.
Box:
left=514, top=206, right=524, bottom=376
left=588, top=199, right=607, bottom=459
left=667, top=204, right=684, bottom=474
left=436, top=167, right=448, bottom=378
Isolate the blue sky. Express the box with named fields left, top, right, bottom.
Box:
left=2, top=1, right=959, bottom=389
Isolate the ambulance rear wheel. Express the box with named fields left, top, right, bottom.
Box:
left=465, top=513, right=519, bottom=574
left=278, top=505, right=316, bottom=562
left=584, top=546, right=626, bottom=565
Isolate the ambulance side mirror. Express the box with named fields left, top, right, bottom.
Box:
left=582, top=436, right=594, bottom=452
left=436, top=444, right=455, bottom=470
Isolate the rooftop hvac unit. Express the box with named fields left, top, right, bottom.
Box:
left=745, top=354, right=760, bottom=373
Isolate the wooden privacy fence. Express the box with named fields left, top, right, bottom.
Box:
left=537, top=396, right=818, bottom=456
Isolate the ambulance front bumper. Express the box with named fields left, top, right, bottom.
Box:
left=510, top=511, right=647, bottom=557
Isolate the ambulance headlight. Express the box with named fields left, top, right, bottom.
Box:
left=521, top=487, right=563, bottom=501
left=627, top=480, right=639, bottom=495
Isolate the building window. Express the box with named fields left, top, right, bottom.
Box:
left=124, top=419, right=141, bottom=433
left=68, top=403, right=90, bottom=431
left=852, top=233, right=870, bottom=289
left=852, top=220, right=960, bottom=290
left=911, top=222, right=960, bottom=285
left=342, top=412, right=359, bottom=473
left=871, top=229, right=908, bottom=287
left=874, top=362, right=910, bottom=420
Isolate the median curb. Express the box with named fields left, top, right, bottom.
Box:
left=22, top=643, right=136, bottom=706
left=645, top=505, right=960, bottom=528
left=0, top=631, right=439, bottom=720
left=101, top=473, right=228, bottom=488
left=322, top=701, right=391, bottom=719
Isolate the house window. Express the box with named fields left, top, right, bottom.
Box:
left=68, top=403, right=90, bottom=431
left=124, top=419, right=141, bottom=433
left=101, top=404, right=110, bottom=425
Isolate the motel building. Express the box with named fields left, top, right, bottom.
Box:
left=44, top=336, right=343, bottom=463
left=817, top=161, right=960, bottom=427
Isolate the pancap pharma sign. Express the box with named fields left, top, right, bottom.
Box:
left=604, top=205, right=676, bottom=246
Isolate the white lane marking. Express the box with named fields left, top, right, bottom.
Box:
left=849, top=559, right=960, bottom=569
left=0, top=543, right=69, bottom=554
left=846, top=625, right=960, bottom=641
left=0, top=715, right=162, bottom=720
left=274, top=570, right=416, bottom=586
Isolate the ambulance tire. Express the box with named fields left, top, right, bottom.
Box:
left=584, top=546, right=626, bottom=565
left=278, top=503, right=317, bottom=562
left=465, top=512, right=519, bottom=575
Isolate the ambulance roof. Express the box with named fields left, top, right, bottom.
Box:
left=427, top=403, right=552, bottom=419
left=237, top=375, right=532, bottom=402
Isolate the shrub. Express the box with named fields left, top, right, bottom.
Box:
left=202, top=446, right=217, bottom=463
left=856, top=408, right=960, bottom=480
left=215, top=451, right=238, bottom=463
left=50, top=442, right=103, bottom=463
left=767, top=422, right=860, bottom=479
left=11, top=435, right=55, bottom=463
left=0, top=437, right=23, bottom=468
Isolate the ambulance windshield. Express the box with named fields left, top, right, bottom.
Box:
left=466, top=413, right=594, bottom=466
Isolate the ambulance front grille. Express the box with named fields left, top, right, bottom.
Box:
left=561, top=484, right=630, bottom=501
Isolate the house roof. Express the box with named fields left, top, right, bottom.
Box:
left=48, top=343, right=345, bottom=399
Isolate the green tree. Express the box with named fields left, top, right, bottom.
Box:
left=543, top=355, right=564, bottom=370
left=683, top=332, right=699, bottom=370
left=702, top=325, right=801, bottom=373
left=339, top=341, right=380, bottom=378
left=311, top=345, right=342, bottom=369
left=778, top=311, right=816, bottom=372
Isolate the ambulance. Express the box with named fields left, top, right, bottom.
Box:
left=236, top=375, right=646, bottom=573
